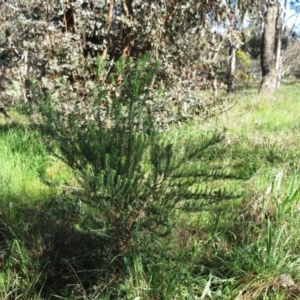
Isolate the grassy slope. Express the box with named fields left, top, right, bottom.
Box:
left=144, top=82, right=300, bottom=299
left=184, top=82, right=300, bottom=299
left=1, top=82, right=300, bottom=299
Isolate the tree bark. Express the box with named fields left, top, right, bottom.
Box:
left=101, top=1, right=114, bottom=59
left=227, top=43, right=236, bottom=93
left=259, top=0, right=280, bottom=95
left=227, top=2, right=238, bottom=94
left=275, top=3, right=283, bottom=88
left=121, top=0, right=134, bottom=58
left=275, top=31, right=282, bottom=88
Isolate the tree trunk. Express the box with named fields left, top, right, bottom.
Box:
left=275, top=31, right=282, bottom=88
left=227, top=2, right=238, bottom=94
left=275, top=3, right=283, bottom=88
left=259, top=0, right=280, bottom=95
left=227, top=44, right=236, bottom=93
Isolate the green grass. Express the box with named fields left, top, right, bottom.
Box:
left=0, top=127, right=50, bottom=206
left=2, top=82, right=300, bottom=299
left=0, top=124, right=72, bottom=203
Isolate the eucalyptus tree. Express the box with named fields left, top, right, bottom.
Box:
left=259, top=0, right=280, bottom=94
left=283, top=0, right=300, bottom=77
left=259, top=0, right=299, bottom=94
left=211, top=0, right=257, bottom=93
left=225, top=0, right=248, bottom=93
left=0, top=0, right=259, bottom=122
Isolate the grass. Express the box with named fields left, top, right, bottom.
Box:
left=1, top=82, right=300, bottom=298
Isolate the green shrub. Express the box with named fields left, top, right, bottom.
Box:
left=35, top=55, right=244, bottom=265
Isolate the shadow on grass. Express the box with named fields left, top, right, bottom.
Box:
left=0, top=196, right=123, bottom=299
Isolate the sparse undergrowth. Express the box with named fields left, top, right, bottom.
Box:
left=1, top=82, right=300, bottom=299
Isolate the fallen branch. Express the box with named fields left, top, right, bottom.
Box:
left=0, top=106, right=19, bottom=125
